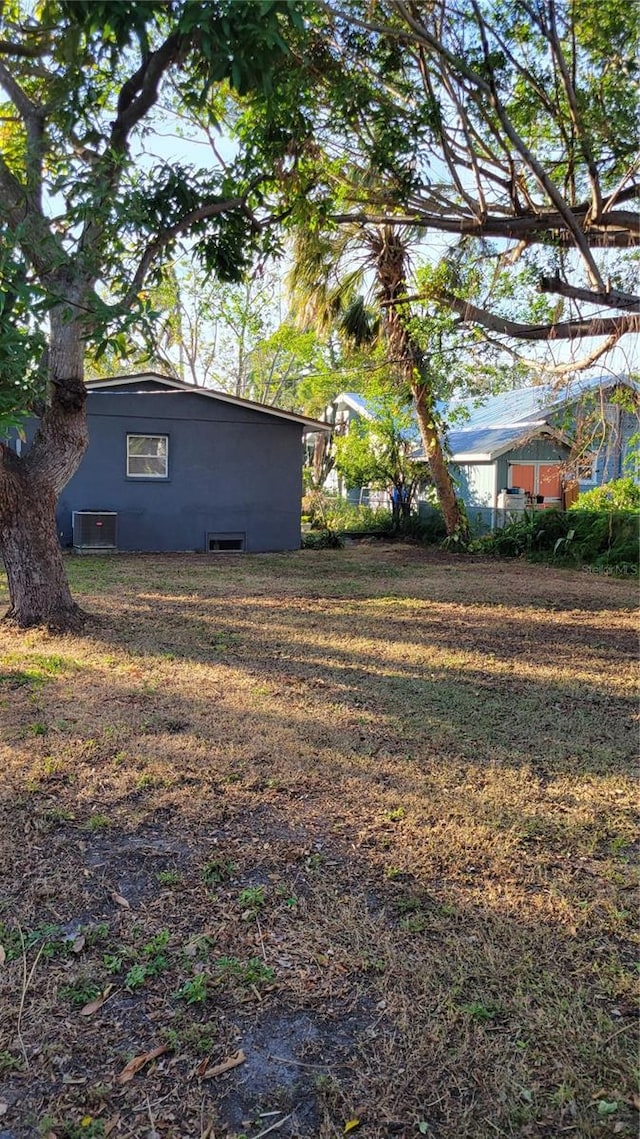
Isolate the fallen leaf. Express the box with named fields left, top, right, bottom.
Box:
left=196, top=1054, right=212, bottom=1077
left=116, top=1044, right=168, bottom=1085
left=344, top=1121, right=360, bottom=1134
left=202, top=1050, right=246, bottom=1078
left=111, top=892, right=130, bottom=909
left=104, top=1117, right=120, bottom=1136
left=80, top=985, right=114, bottom=1016
left=0, top=945, right=5, bottom=966
left=72, top=935, right=86, bottom=954
left=0, top=1102, right=8, bottom=1117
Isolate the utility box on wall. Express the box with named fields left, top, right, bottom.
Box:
left=72, top=511, right=118, bottom=551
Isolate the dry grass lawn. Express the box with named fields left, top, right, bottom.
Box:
left=0, top=546, right=637, bottom=1139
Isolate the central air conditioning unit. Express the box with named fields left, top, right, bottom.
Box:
left=72, top=511, right=118, bottom=551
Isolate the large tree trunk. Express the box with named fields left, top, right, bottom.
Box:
left=0, top=458, right=85, bottom=631
left=0, top=297, right=89, bottom=631
left=373, top=226, right=469, bottom=542
left=412, top=381, right=470, bottom=542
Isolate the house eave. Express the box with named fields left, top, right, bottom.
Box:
left=451, top=424, right=573, bottom=464
left=86, top=372, right=331, bottom=433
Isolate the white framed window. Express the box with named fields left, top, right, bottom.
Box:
left=126, top=434, right=168, bottom=478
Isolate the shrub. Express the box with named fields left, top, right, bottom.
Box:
left=301, top=529, right=344, bottom=549
left=475, top=507, right=638, bottom=570
left=569, top=477, right=640, bottom=513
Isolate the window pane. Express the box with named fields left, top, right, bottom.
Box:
left=128, top=435, right=166, bottom=458
left=128, top=455, right=166, bottom=476
left=127, top=435, right=168, bottom=477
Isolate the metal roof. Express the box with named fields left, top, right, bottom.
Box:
left=336, top=375, right=636, bottom=462
left=445, top=374, right=638, bottom=431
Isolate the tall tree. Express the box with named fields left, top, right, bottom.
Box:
left=243, top=0, right=638, bottom=369
left=330, top=0, right=640, bottom=364
left=290, top=221, right=470, bottom=536
left=0, top=0, right=302, bottom=629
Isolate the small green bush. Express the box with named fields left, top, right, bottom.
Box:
left=301, top=529, right=344, bottom=549
left=570, top=477, right=640, bottom=513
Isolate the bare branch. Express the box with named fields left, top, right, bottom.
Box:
left=541, top=0, right=602, bottom=216
left=522, top=334, right=622, bottom=375
left=537, top=275, right=640, bottom=312
left=110, top=33, right=182, bottom=154
left=329, top=207, right=640, bottom=247
left=434, top=293, right=640, bottom=341
left=603, top=159, right=640, bottom=214
left=465, top=0, right=606, bottom=289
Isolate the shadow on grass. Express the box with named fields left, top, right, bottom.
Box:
left=0, top=784, right=636, bottom=1139
left=0, top=551, right=637, bottom=1138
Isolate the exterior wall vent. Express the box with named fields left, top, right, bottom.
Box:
left=206, top=532, right=245, bottom=552
left=72, top=511, right=118, bottom=551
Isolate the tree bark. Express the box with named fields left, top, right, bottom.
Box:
left=0, top=295, right=89, bottom=631
left=412, top=381, right=469, bottom=542
left=371, top=225, right=469, bottom=541
left=0, top=456, right=85, bottom=630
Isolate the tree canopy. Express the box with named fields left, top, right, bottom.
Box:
left=0, top=0, right=307, bottom=627
left=242, top=0, right=638, bottom=371
left=0, top=0, right=637, bottom=628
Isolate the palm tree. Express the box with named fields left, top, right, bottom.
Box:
left=288, top=221, right=469, bottom=539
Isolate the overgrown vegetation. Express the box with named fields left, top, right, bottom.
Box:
left=474, top=508, right=639, bottom=570
left=570, top=478, right=640, bottom=513
left=301, top=492, right=448, bottom=546
left=0, top=549, right=636, bottom=1139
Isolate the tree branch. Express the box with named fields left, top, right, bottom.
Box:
left=0, top=152, right=65, bottom=276
left=0, top=57, right=45, bottom=203
left=464, top=0, right=605, bottom=289
left=328, top=207, right=640, bottom=247
left=537, top=275, right=640, bottom=312
left=544, top=0, right=601, bottom=217
left=0, top=39, right=43, bottom=57
left=112, top=195, right=250, bottom=314
left=435, top=293, right=640, bottom=341
left=110, top=32, right=183, bottom=154
left=78, top=33, right=184, bottom=272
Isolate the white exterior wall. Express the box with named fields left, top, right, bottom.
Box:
left=461, top=463, right=495, bottom=507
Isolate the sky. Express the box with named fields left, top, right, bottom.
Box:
left=131, top=93, right=639, bottom=389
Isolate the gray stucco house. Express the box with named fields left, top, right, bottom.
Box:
left=36, top=373, right=327, bottom=553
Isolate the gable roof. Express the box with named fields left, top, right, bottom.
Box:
left=445, top=424, right=572, bottom=462
left=446, top=373, right=639, bottom=431
left=86, top=372, right=330, bottom=432
left=441, top=374, right=637, bottom=462
left=333, top=375, right=637, bottom=463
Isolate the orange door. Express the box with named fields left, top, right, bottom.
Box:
left=538, top=465, right=562, bottom=497
left=508, top=464, right=535, bottom=493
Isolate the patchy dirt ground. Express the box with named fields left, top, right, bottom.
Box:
left=0, top=547, right=637, bottom=1139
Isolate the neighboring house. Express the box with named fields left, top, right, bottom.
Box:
left=324, top=376, right=639, bottom=525
left=439, top=375, right=639, bottom=526
left=321, top=392, right=421, bottom=507
left=11, top=373, right=328, bottom=553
